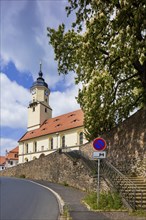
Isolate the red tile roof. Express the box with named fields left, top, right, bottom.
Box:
left=19, top=109, right=84, bottom=142
left=0, top=156, right=6, bottom=165
left=10, top=146, right=19, bottom=153
left=6, top=146, right=19, bottom=160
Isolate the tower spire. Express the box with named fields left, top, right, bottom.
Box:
left=40, top=61, right=42, bottom=72
left=39, top=61, right=43, bottom=77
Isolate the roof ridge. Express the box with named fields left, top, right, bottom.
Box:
left=49, top=108, right=82, bottom=120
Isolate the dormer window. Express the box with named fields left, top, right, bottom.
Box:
left=68, top=114, right=75, bottom=117
left=71, top=119, right=79, bottom=123
left=55, top=124, right=62, bottom=127
left=54, top=118, right=59, bottom=122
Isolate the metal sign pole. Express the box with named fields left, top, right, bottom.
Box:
left=97, top=158, right=100, bottom=207
left=92, top=138, right=107, bottom=208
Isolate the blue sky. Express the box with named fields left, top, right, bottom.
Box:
left=0, top=0, right=81, bottom=155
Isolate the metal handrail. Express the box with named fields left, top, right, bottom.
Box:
left=101, top=159, right=144, bottom=210
left=63, top=150, right=144, bottom=210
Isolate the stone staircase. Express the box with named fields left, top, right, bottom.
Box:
left=100, top=160, right=146, bottom=210
left=128, top=176, right=146, bottom=210
left=63, top=150, right=97, bottom=171
left=62, top=149, right=146, bottom=210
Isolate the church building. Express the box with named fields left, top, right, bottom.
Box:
left=18, top=65, right=88, bottom=163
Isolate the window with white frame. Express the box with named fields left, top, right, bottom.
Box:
left=79, top=132, right=83, bottom=145
left=62, top=136, right=65, bottom=148
left=50, top=138, right=53, bottom=149
left=34, top=142, right=37, bottom=152
left=26, top=144, right=28, bottom=153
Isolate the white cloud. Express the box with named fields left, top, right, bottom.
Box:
left=1, top=0, right=75, bottom=88
left=1, top=72, right=81, bottom=128
left=0, top=1, right=81, bottom=156
left=50, top=84, right=80, bottom=117
left=0, top=72, right=81, bottom=155
left=0, top=138, right=18, bottom=156
left=0, top=73, right=30, bottom=128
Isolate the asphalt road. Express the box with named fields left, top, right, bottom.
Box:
left=0, top=177, right=59, bottom=220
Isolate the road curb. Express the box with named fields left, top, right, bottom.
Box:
left=29, top=180, right=65, bottom=218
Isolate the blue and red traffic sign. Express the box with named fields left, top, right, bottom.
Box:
left=93, top=138, right=106, bottom=151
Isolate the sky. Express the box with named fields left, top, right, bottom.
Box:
left=0, top=0, right=81, bottom=156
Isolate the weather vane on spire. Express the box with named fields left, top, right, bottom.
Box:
left=40, top=60, right=42, bottom=71
left=39, top=60, right=43, bottom=77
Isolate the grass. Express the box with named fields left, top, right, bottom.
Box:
left=62, top=204, right=72, bottom=220
left=129, top=210, right=146, bottom=217
left=84, top=191, right=124, bottom=211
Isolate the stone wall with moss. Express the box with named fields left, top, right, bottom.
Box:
left=1, top=151, right=102, bottom=191
left=1, top=108, right=145, bottom=190
left=81, top=108, right=146, bottom=179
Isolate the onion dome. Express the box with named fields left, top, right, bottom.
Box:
left=31, top=62, right=48, bottom=89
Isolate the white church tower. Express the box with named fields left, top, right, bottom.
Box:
left=27, top=63, right=52, bottom=131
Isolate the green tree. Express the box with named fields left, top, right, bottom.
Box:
left=47, top=0, right=146, bottom=140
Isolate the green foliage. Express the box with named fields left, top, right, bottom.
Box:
left=62, top=204, right=72, bottom=220
left=84, top=191, right=123, bottom=210
left=129, top=210, right=146, bottom=217
left=62, top=181, right=69, bottom=186
left=47, top=0, right=146, bottom=140
left=19, top=174, right=26, bottom=178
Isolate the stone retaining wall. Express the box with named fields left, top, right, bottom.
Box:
left=0, top=151, right=99, bottom=192
left=81, top=108, right=146, bottom=178
left=1, top=108, right=145, bottom=191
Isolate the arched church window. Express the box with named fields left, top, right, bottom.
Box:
left=62, top=136, right=65, bottom=148
left=50, top=138, right=53, bottom=149
left=25, top=158, right=28, bottom=162
left=39, top=154, right=45, bottom=158
left=26, top=144, right=28, bottom=154
left=79, top=132, right=83, bottom=145
left=34, top=142, right=37, bottom=152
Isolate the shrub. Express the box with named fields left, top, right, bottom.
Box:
left=63, top=181, right=69, bottom=186
left=19, top=174, right=26, bottom=178
left=84, top=191, right=123, bottom=210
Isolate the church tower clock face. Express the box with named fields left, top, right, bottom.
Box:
left=27, top=63, right=52, bottom=131
left=45, top=90, right=49, bottom=96
left=31, top=89, right=36, bottom=95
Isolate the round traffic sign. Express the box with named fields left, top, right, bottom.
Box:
left=93, top=138, right=106, bottom=151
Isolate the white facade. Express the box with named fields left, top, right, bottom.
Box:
left=19, top=127, right=87, bottom=163
left=18, top=67, right=88, bottom=164
left=27, top=70, right=52, bottom=131
left=0, top=165, right=5, bottom=171
left=5, top=160, right=18, bottom=168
